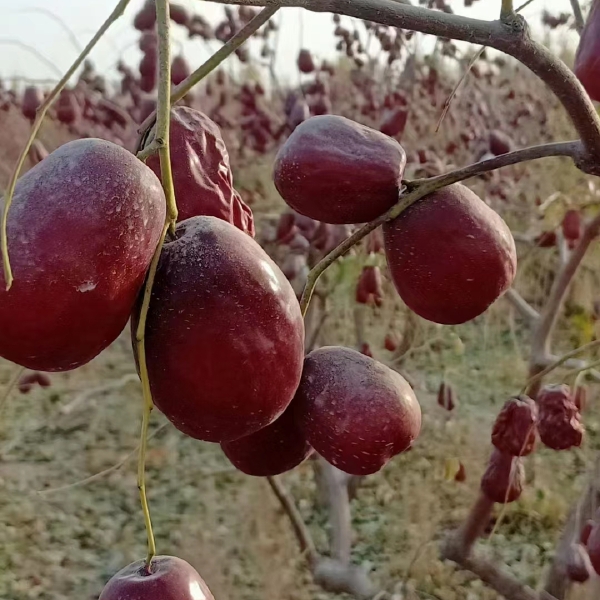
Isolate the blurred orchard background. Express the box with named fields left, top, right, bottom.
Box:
left=0, top=1, right=600, bottom=600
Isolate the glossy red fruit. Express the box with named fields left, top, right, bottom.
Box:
left=480, top=449, right=524, bottom=504
left=221, top=402, right=313, bottom=476
left=488, top=129, right=513, bottom=155
left=298, top=49, right=316, bottom=73
left=566, top=543, right=593, bottom=583
left=383, top=183, right=517, bottom=325
left=147, top=107, right=254, bottom=236
left=491, top=396, right=537, bottom=457
left=537, top=384, right=584, bottom=450
left=274, top=115, right=406, bottom=224
left=0, top=139, right=165, bottom=371
left=99, top=556, right=214, bottom=600
left=355, top=266, right=383, bottom=307
left=22, top=86, right=43, bottom=121
left=294, top=346, right=421, bottom=476
left=574, top=0, right=600, bottom=102
left=171, top=55, right=190, bottom=86
left=134, top=216, right=304, bottom=443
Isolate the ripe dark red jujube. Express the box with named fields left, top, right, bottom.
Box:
left=221, top=401, right=313, bottom=476
left=133, top=216, right=304, bottom=443
left=99, top=556, right=214, bottom=600
left=0, top=139, right=165, bottom=371
left=273, top=115, right=407, bottom=224
left=293, top=346, right=421, bottom=476
left=491, top=396, right=537, bottom=457
left=480, top=448, right=524, bottom=504
left=383, top=183, right=517, bottom=325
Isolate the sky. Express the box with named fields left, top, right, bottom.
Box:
left=0, top=0, right=580, bottom=88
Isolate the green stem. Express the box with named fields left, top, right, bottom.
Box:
left=500, top=0, right=514, bottom=19
left=135, top=221, right=169, bottom=568
left=136, top=5, right=279, bottom=140
left=0, top=0, right=132, bottom=290
left=155, top=0, right=178, bottom=232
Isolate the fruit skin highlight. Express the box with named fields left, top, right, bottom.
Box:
left=0, top=138, right=166, bottom=372
left=383, top=183, right=517, bottom=325
left=99, top=556, right=215, bottom=600
left=273, top=115, right=406, bottom=224
left=133, top=216, right=305, bottom=443
left=294, top=346, right=421, bottom=476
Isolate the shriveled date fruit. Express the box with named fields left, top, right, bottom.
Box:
left=537, top=385, right=584, bottom=450
left=480, top=449, right=524, bottom=503
left=437, top=382, right=456, bottom=411
left=574, top=0, right=600, bottom=102
left=221, top=401, right=313, bottom=476
left=99, top=556, right=214, bottom=600
left=0, top=139, right=165, bottom=371
left=293, top=346, right=421, bottom=475
left=147, top=106, right=254, bottom=236
left=491, top=396, right=537, bottom=456
left=383, top=183, right=517, bottom=324
left=273, top=115, right=407, bottom=224
left=134, top=216, right=304, bottom=443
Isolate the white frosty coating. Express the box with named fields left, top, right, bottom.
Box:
left=0, top=138, right=167, bottom=371
left=76, top=281, right=97, bottom=292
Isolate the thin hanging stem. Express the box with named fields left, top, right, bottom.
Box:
left=0, top=0, right=132, bottom=290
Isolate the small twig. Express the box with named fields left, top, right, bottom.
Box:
left=0, top=0, right=132, bottom=290
left=569, top=0, right=585, bottom=34
left=0, top=39, right=63, bottom=77
left=0, top=366, right=25, bottom=417
left=504, top=288, right=539, bottom=324
left=300, top=140, right=584, bottom=317
left=267, top=475, right=319, bottom=565
left=60, top=373, right=139, bottom=415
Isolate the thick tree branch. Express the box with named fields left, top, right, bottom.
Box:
left=201, top=0, right=600, bottom=164
left=530, top=216, right=600, bottom=373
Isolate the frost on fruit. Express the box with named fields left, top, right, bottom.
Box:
left=273, top=115, right=407, bottom=224
left=294, top=346, right=421, bottom=476
left=537, top=384, right=584, bottom=451
left=133, top=216, right=305, bottom=443
left=146, top=106, right=255, bottom=236
left=383, top=183, right=517, bottom=325
left=0, top=138, right=166, bottom=372
left=491, top=396, right=537, bottom=457
left=480, top=448, right=524, bottom=504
